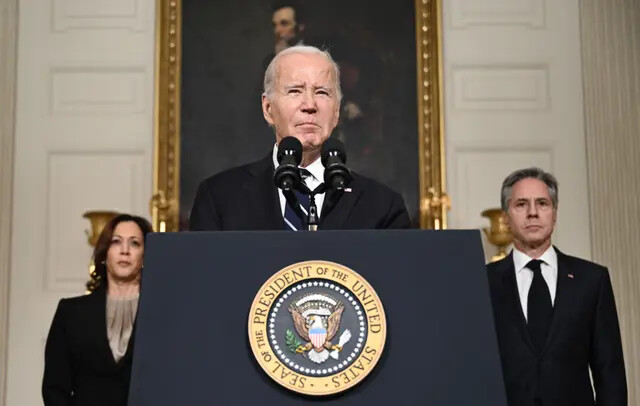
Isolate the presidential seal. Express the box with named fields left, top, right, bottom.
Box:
left=248, top=261, right=386, bottom=396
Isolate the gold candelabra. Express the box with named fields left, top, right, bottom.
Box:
left=481, top=208, right=512, bottom=262
left=83, top=210, right=119, bottom=292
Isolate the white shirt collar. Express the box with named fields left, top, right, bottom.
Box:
left=512, top=245, right=558, bottom=274
left=272, top=143, right=324, bottom=183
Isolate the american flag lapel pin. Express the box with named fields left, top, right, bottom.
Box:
left=567, top=273, right=574, bottom=279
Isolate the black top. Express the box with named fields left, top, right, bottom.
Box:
left=43, top=287, right=135, bottom=406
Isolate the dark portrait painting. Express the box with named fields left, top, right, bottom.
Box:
left=178, top=0, right=420, bottom=229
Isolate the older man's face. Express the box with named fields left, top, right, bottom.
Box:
left=262, top=53, right=340, bottom=154
left=272, top=7, right=299, bottom=52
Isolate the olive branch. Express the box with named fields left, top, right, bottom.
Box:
left=285, top=329, right=302, bottom=353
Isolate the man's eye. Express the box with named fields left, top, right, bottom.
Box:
left=288, top=89, right=301, bottom=94
left=317, top=90, right=329, bottom=96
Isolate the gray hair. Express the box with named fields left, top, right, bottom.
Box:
left=500, top=167, right=559, bottom=211
left=263, top=45, right=342, bottom=102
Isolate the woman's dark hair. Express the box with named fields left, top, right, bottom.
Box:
left=86, top=213, right=153, bottom=292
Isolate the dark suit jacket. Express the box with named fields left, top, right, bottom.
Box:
left=43, top=287, right=135, bottom=406
left=487, top=249, right=627, bottom=406
left=189, top=155, right=411, bottom=230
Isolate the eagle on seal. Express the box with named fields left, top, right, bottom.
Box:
left=288, top=299, right=348, bottom=364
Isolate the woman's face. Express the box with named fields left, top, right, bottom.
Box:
left=105, top=221, right=144, bottom=284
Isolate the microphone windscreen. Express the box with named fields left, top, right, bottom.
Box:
left=321, top=138, right=347, bottom=166
left=277, top=136, right=303, bottom=165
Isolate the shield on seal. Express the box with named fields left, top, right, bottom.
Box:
left=309, top=326, right=327, bottom=349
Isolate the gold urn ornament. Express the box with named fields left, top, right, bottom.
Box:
left=83, top=210, right=119, bottom=292
left=481, top=208, right=512, bottom=262
left=83, top=210, right=120, bottom=247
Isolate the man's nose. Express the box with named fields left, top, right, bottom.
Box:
left=300, top=91, right=317, bottom=112
left=527, top=201, right=538, bottom=217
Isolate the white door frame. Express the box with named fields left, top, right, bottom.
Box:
left=0, top=0, right=18, bottom=404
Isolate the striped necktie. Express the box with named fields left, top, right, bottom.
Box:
left=283, top=169, right=311, bottom=231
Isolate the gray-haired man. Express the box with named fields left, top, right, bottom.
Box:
left=487, top=167, right=626, bottom=406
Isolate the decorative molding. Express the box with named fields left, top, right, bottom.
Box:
left=0, top=0, right=18, bottom=402
left=45, top=150, right=146, bottom=291
left=415, top=0, right=449, bottom=228
left=452, top=146, right=552, bottom=226
left=452, top=64, right=550, bottom=111
left=580, top=1, right=640, bottom=403
left=450, top=0, right=545, bottom=29
left=52, top=0, right=146, bottom=32
left=50, top=66, right=147, bottom=115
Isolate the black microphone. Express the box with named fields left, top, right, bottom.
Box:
left=274, top=136, right=303, bottom=191
left=321, top=138, right=352, bottom=191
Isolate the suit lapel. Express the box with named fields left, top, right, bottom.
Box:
left=498, top=253, right=537, bottom=353
left=540, top=247, right=574, bottom=356
left=245, top=155, right=283, bottom=230
left=319, top=179, right=363, bottom=229
left=244, top=155, right=366, bottom=230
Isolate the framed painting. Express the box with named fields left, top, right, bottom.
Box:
left=152, top=0, right=447, bottom=231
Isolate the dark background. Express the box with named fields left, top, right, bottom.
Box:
left=181, top=0, right=419, bottom=229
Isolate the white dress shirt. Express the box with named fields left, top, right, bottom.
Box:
left=272, top=144, right=326, bottom=217
left=512, top=245, right=558, bottom=321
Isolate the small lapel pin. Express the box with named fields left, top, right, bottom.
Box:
left=567, top=273, right=574, bottom=279
left=344, top=188, right=352, bottom=193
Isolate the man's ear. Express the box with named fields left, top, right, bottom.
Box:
left=262, top=94, right=275, bottom=125
left=331, top=102, right=340, bottom=129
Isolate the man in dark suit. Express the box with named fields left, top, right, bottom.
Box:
left=487, top=167, right=627, bottom=406
left=190, top=45, right=410, bottom=231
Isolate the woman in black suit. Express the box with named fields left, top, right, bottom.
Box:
left=42, top=214, right=153, bottom=406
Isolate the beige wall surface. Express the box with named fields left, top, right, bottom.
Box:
left=0, top=0, right=18, bottom=404
left=581, top=0, right=640, bottom=404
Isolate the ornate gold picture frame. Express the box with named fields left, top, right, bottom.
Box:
left=152, top=0, right=447, bottom=231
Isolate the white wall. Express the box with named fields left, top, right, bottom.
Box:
left=6, top=0, right=156, bottom=404
left=442, top=0, right=592, bottom=261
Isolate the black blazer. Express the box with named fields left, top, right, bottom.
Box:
left=487, top=249, right=627, bottom=406
left=43, top=287, right=135, bottom=406
left=189, top=155, right=411, bottom=230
